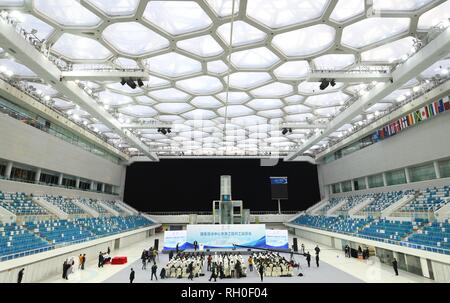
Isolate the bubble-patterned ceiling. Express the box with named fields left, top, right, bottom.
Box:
left=0, top=0, right=450, bottom=157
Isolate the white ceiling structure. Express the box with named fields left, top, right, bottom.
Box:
left=0, top=0, right=449, bottom=161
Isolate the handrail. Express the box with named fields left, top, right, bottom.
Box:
left=145, top=210, right=299, bottom=216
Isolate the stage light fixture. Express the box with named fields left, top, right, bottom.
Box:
left=319, top=79, right=329, bottom=90
left=137, top=79, right=144, bottom=87
left=161, top=128, right=167, bottom=135
left=330, top=79, right=336, bottom=87
left=167, top=128, right=171, bottom=134
left=120, top=78, right=126, bottom=85
left=282, top=128, right=288, bottom=135
left=289, top=128, right=292, bottom=133
left=126, top=79, right=137, bottom=89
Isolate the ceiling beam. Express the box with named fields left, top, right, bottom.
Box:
left=307, top=71, right=392, bottom=83
left=285, top=26, right=450, bottom=161
left=0, top=21, right=158, bottom=161
left=60, top=70, right=149, bottom=81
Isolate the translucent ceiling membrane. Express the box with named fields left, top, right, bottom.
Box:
left=365, top=103, right=392, bottom=113
left=190, top=96, right=223, bottom=108
left=103, top=22, right=169, bottom=55
left=361, top=36, right=416, bottom=63
left=205, top=0, right=240, bottom=17
left=207, top=60, right=229, bottom=74
left=0, top=59, right=36, bottom=77
left=149, top=88, right=191, bottom=102
left=53, top=34, right=112, bottom=60
left=26, top=82, right=58, bottom=96
left=147, top=76, right=170, bottom=88
left=420, top=59, right=450, bottom=78
left=119, top=105, right=158, bottom=117
left=314, top=106, right=342, bottom=117
left=313, top=54, right=355, bottom=70
left=154, top=103, right=194, bottom=114
left=0, top=0, right=24, bottom=6
left=34, top=0, right=101, bottom=27
left=250, top=82, right=293, bottom=98
left=182, top=109, right=217, bottom=120
left=143, top=1, right=213, bottom=35
left=115, top=58, right=139, bottom=69
left=218, top=105, right=253, bottom=117
left=176, top=76, right=223, bottom=94
left=53, top=98, right=74, bottom=109
left=216, top=92, right=250, bottom=104
left=231, top=115, right=267, bottom=126
left=217, top=21, right=266, bottom=47
left=136, top=96, right=156, bottom=105
left=144, top=53, right=202, bottom=78
left=246, top=0, right=329, bottom=28
left=13, top=13, right=54, bottom=41
left=304, top=92, right=350, bottom=107
left=298, top=81, right=344, bottom=94
left=274, top=61, right=310, bottom=79
left=342, top=18, right=411, bottom=49
left=273, top=24, right=335, bottom=57
left=330, top=0, right=365, bottom=23
left=417, top=1, right=450, bottom=30
left=284, top=95, right=305, bottom=103
left=227, top=72, right=272, bottom=89
left=247, top=99, right=283, bottom=111
left=98, top=90, right=133, bottom=106
left=284, top=104, right=311, bottom=114
left=87, top=0, right=140, bottom=16
left=285, top=113, right=315, bottom=122
left=230, top=47, right=279, bottom=69
left=373, top=0, right=434, bottom=11
left=177, top=35, right=223, bottom=57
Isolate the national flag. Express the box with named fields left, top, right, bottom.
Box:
left=443, top=95, right=450, bottom=111
left=379, top=128, right=385, bottom=139
left=384, top=126, right=390, bottom=137
left=395, top=120, right=401, bottom=132
left=407, top=114, right=413, bottom=125
left=428, top=103, right=435, bottom=116
left=402, top=116, right=408, bottom=128
left=414, top=110, right=422, bottom=122
left=433, top=101, right=440, bottom=114
left=420, top=106, right=429, bottom=120
left=437, top=99, right=445, bottom=113
left=372, top=132, right=380, bottom=142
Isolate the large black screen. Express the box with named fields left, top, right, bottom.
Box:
left=124, top=159, right=320, bottom=212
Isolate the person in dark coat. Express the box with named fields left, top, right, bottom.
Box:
left=160, top=267, right=166, bottom=279
left=315, top=245, right=320, bottom=256
left=81, top=254, right=86, bottom=270
left=62, top=261, right=69, bottom=280
left=129, top=268, right=135, bottom=283
left=176, top=243, right=179, bottom=254
left=107, top=247, right=111, bottom=255
left=188, top=262, right=194, bottom=280
left=209, top=263, right=217, bottom=282
left=17, top=268, right=24, bottom=283
left=305, top=252, right=311, bottom=267
left=258, top=263, right=264, bottom=282
left=316, top=254, right=320, bottom=267
left=193, top=240, right=198, bottom=251
left=151, top=263, right=158, bottom=281
left=392, top=258, right=399, bottom=276
left=169, top=250, right=174, bottom=261
left=98, top=252, right=104, bottom=268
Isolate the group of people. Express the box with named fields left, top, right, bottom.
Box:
left=62, top=257, right=76, bottom=280
left=207, top=252, right=247, bottom=281
left=165, top=252, right=206, bottom=280
left=140, top=247, right=159, bottom=270
left=252, top=251, right=295, bottom=281
left=98, top=247, right=112, bottom=268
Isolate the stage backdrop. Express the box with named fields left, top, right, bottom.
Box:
left=163, top=225, right=289, bottom=250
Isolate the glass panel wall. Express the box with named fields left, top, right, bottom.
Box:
left=410, top=163, right=436, bottom=182
left=368, top=174, right=384, bottom=188
left=39, top=173, right=59, bottom=185
left=354, top=177, right=367, bottom=190
left=331, top=183, right=341, bottom=194
left=0, top=164, right=5, bottom=177
left=62, top=177, right=76, bottom=188
left=341, top=181, right=352, bottom=192
left=386, top=169, right=406, bottom=186
left=438, top=159, right=450, bottom=178
left=10, top=167, right=35, bottom=182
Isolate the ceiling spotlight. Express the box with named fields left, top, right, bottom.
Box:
left=330, top=79, right=336, bottom=87
left=319, top=79, right=329, bottom=90
left=126, top=79, right=137, bottom=89
left=289, top=128, right=292, bottom=133
left=167, top=128, right=171, bottom=134
left=282, top=128, right=288, bottom=135
left=120, top=78, right=126, bottom=85
left=161, top=128, right=167, bottom=135
left=137, top=79, right=144, bottom=87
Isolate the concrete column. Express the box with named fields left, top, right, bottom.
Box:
left=5, top=161, right=13, bottom=179
left=351, top=180, right=356, bottom=191
left=75, top=178, right=80, bottom=189
left=35, top=168, right=41, bottom=183
left=365, top=176, right=369, bottom=189
left=420, top=258, right=430, bottom=278
left=101, top=183, right=105, bottom=193
left=339, top=183, right=343, bottom=193
left=382, top=172, right=387, bottom=187
left=58, top=173, right=63, bottom=186
left=405, top=168, right=411, bottom=183
left=90, top=181, right=95, bottom=191
left=434, top=161, right=441, bottom=179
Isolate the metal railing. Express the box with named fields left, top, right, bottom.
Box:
left=145, top=210, right=299, bottom=216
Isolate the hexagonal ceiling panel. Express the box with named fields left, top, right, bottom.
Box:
left=1, top=0, right=448, bottom=157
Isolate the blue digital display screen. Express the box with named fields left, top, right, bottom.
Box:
left=270, top=177, right=288, bottom=185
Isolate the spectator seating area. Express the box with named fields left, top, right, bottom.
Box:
left=357, top=219, right=425, bottom=242
left=78, top=198, right=108, bottom=215
left=0, top=223, right=51, bottom=260
left=400, top=187, right=450, bottom=212
left=293, top=215, right=372, bottom=234
left=0, top=192, right=48, bottom=216
left=361, top=191, right=412, bottom=213
left=318, top=197, right=346, bottom=214
left=101, top=200, right=127, bottom=215
left=25, top=219, right=96, bottom=245
left=407, top=220, right=450, bottom=250
left=43, top=195, right=85, bottom=215
left=339, top=194, right=374, bottom=212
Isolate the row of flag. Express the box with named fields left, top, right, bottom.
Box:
left=372, top=95, right=450, bottom=142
